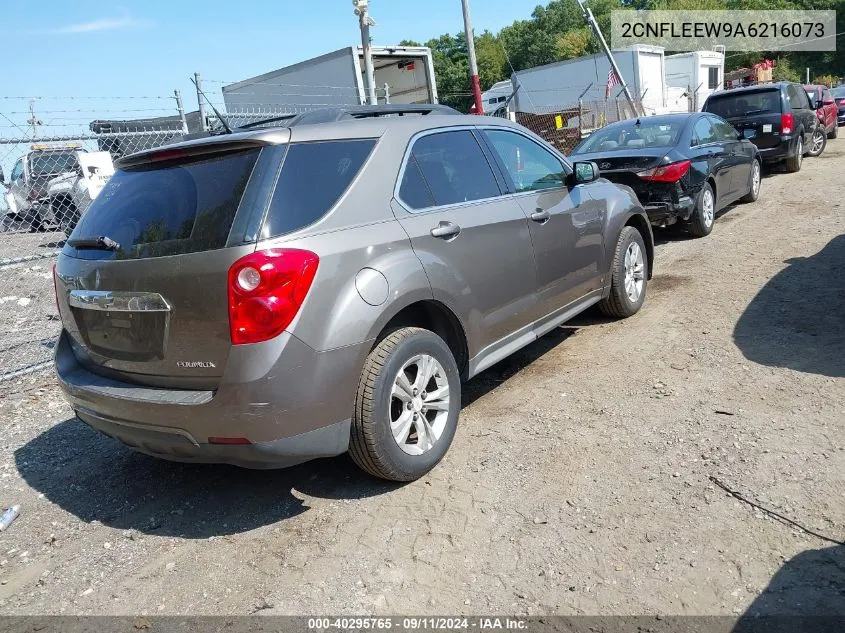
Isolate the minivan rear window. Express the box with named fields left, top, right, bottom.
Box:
left=705, top=89, right=780, bottom=119
left=261, top=139, right=376, bottom=239
left=67, top=148, right=260, bottom=259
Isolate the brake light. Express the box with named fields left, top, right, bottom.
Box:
left=839, top=99, right=845, bottom=106
left=227, top=249, right=319, bottom=345
left=781, top=113, right=794, bottom=134
left=637, top=160, right=691, bottom=183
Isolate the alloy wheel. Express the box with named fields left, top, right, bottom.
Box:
left=623, top=241, right=645, bottom=303
left=389, top=354, right=450, bottom=456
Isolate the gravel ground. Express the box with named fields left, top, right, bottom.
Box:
left=0, top=141, right=843, bottom=617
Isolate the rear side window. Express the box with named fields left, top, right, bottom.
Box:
left=692, top=117, right=717, bottom=146
left=262, top=139, right=375, bottom=238
left=788, top=84, right=810, bottom=110
left=68, top=148, right=260, bottom=259
left=705, top=90, right=781, bottom=119
left=398, top=157, right=435, bottom=209
left=401, top=130, right=500, bottom=209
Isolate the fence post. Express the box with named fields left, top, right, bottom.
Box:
left=194, top=72, right=208, bottom=132
left=175, top=90, right=189, bottom=134
left=383, top=83, right=390, bottom=105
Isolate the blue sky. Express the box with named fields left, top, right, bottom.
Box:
left=2, top=0, right=540, bottom=136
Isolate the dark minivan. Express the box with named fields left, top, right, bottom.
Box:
left=702, top=82, right=820, bottom=172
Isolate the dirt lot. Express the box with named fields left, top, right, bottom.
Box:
left=0, top=141, right=843, bottom=617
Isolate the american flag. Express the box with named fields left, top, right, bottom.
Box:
left=605, top=68, right=620, bottom=99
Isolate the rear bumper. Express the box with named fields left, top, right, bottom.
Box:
left=55, top=330, right=367, bottom=469
left=757, top=136, right=794, bottom=162
left=643, top=195, right=695, bottom=226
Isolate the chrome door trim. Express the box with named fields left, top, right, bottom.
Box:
left=68, top=290, right=172, bottom=312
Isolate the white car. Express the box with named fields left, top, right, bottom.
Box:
left=46, top=151, right=114, bottom=235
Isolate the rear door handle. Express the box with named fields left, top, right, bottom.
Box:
left=430, top=221, right=461, bottom=239
left=530, top=209, right=551, bottom=223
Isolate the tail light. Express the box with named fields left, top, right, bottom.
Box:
left=227, top=249, right=319, bottom=345
left=839, top=99, right=845, bottom=106
left=637, top=160, right=691, bottom=183
left=781, top=113, right=794, bottom=134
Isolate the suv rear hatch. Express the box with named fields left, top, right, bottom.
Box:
left=55, top=143, right=269, bottom=389
left=704, top=88, right=784, bottom=150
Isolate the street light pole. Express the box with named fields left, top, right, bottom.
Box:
left=461, top=0, right=484, bottom=115
left=354, top=0, right=378, bottom=106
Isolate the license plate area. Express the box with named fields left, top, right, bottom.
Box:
left=68, top=290, right=171, bottom=362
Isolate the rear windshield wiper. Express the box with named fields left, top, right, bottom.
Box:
left=67, top=235, right=121, bottom=251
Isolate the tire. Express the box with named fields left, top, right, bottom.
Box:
left=56, top=200, right=80, bottom=236
left=807, top=127, right=827, bottom=157
left=599, top=226, right=648, bottom=319
left=349, top=327, right=461, bottom=482
left=828, top=124, right=838, bottom=140
left=740, top=160, right=761, bottom=203
left=686, top=182, right=715, bottom=238
left=785, top=134, right=803, bottom=173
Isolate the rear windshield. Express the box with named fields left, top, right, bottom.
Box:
left=67, top=148, right=260, bottom=259
left=705, top=90, right=780, bottom=119
left=574, top=119, right=684, bottom=153
left=261, top=139, right=375, bottom=239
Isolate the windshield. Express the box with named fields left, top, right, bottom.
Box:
left=573, top=119, right=685, bottom=154
left=705, top=89, right=780, bottom=119
left=68, top=148, right=260, bottom=260
left=29, top=151, right=79, bottom=176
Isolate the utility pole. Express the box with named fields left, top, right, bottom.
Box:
left=576, top=0, right=641, bottom=117
left=354, top=0, right=378, bottom=105
left=194, top=72, right=208, bottom=131
left=461, top=0, right=485, bottom=115
left=27, top=101, right=42, bottom=138
left=806, top=67, right=810, bottom=84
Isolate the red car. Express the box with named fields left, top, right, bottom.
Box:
left=805, top=85, right=838, bottom=139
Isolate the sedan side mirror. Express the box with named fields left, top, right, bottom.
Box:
left=570, top=161, right=600, bottom=185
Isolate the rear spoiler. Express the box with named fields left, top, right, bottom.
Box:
left=114, top=137, right=279, bottom=170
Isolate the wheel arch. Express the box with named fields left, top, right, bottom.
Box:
left=623, top=213, right=654, bottom=280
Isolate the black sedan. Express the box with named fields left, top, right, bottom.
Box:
left=570, top=113, right=761, bottom=237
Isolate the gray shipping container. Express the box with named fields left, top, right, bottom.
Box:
left=222, top=46, right=438, bottom=114
left=512, top=45, right=667, bottom=115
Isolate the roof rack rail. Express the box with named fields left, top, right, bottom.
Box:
left=232, top=104, right=460, bottom=131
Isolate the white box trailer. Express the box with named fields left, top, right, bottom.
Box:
left=481, top=80, right=514, bottom=114
left=222, top=46, right=438, bottom=114
left=512, top=45, right=668, bottom=115
left=665, top=51, right=725, bottom=111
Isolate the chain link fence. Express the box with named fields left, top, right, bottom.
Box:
left=514, top=98, right=643, bottom=155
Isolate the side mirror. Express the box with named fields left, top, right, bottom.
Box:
left=572, top=161, right=600, bottom=185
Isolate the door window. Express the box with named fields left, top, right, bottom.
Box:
left=483, top=129, right=568, bottom=193
left=10, top=159, right=24, bottom=181
left=691, top=117, right=718, bottom=146
left=400, top=130, right=501, bottom=209
left=710, top=117, right=738, bottom=142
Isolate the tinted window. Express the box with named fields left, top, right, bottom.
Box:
left=708, top=67, right=720, bottom=90
left=69, top=148, right=260, bottom=259
left=788, top=84, right=810, bottom=110
left=576, top=119, right=684, bottom=153
left=263, top=139, right=375, bottom=238
left=484, top=129, right=566, bottom=192
left=408, top=131, right=500, bottom=207
left=692, top=117, right=717, bottom=146
left=399, top=156, right=435, bottom=210
left=705, top=89, right=780, bottom=119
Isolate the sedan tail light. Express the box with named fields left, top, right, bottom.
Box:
left=228, top=249, right=319, bottom=345
left=637, top=160, right=691, bottom=183
left=781, top=113, right=794, bottom=135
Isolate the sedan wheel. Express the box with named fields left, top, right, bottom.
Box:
left=741, top=160, right=761, bottom=203
left=687, top=182, right=716, bottom=238
left=623, top=241, right=645, bottom=304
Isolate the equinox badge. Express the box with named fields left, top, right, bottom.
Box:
left=177, top=361, right=216, bottom=368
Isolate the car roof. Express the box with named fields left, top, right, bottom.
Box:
left=711, top=83, right=786, bottom=97
left=117, top=106, right=535, bottom=167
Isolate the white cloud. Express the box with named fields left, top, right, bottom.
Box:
left=51, top=15, right=150, bottom=34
